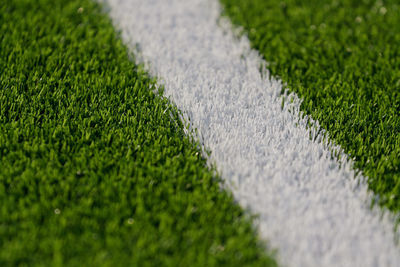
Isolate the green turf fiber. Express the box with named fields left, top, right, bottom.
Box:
left=220, top=0, right=400, bottom=215
left=0, top=0, right=276, bottom=266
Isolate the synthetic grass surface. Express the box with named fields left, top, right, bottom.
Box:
left=0, top=0, right=276, bottom=266
left=221, top=0, right=400, bottom=215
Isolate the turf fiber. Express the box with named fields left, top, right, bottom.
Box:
left=0, top=0, right=276, bottom=266
left=221, top=0, right=400, bottom=216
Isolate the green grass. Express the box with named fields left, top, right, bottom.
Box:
left=0, top=0, right=277, bottom=266
left=221, top=0, right=400, bottom=216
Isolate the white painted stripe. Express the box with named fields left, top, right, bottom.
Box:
left=102, top=0, right=399, bottom=266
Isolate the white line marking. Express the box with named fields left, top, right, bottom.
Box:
left=102, top=0, right=399, bottom=266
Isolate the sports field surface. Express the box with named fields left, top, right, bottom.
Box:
left=1, top=0, right=399, bottom=266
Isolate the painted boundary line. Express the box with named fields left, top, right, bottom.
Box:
left=102, top=0, right=399, bottom=266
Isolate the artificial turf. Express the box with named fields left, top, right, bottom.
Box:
left=221, top=0, right=400, bottom=216
left=0, top=0, right=277, bottom=266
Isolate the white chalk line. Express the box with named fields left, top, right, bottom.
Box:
left=101, top=0, right=400, bottom=266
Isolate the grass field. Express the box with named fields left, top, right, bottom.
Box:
left=221, top=0, right=400, bottom=215
left=2, top=0, right=400, bottom=265
left=0, top=0, right=276, bottom=265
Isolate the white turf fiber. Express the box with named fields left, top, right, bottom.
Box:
left=102, top=0, right=400, bottom=266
